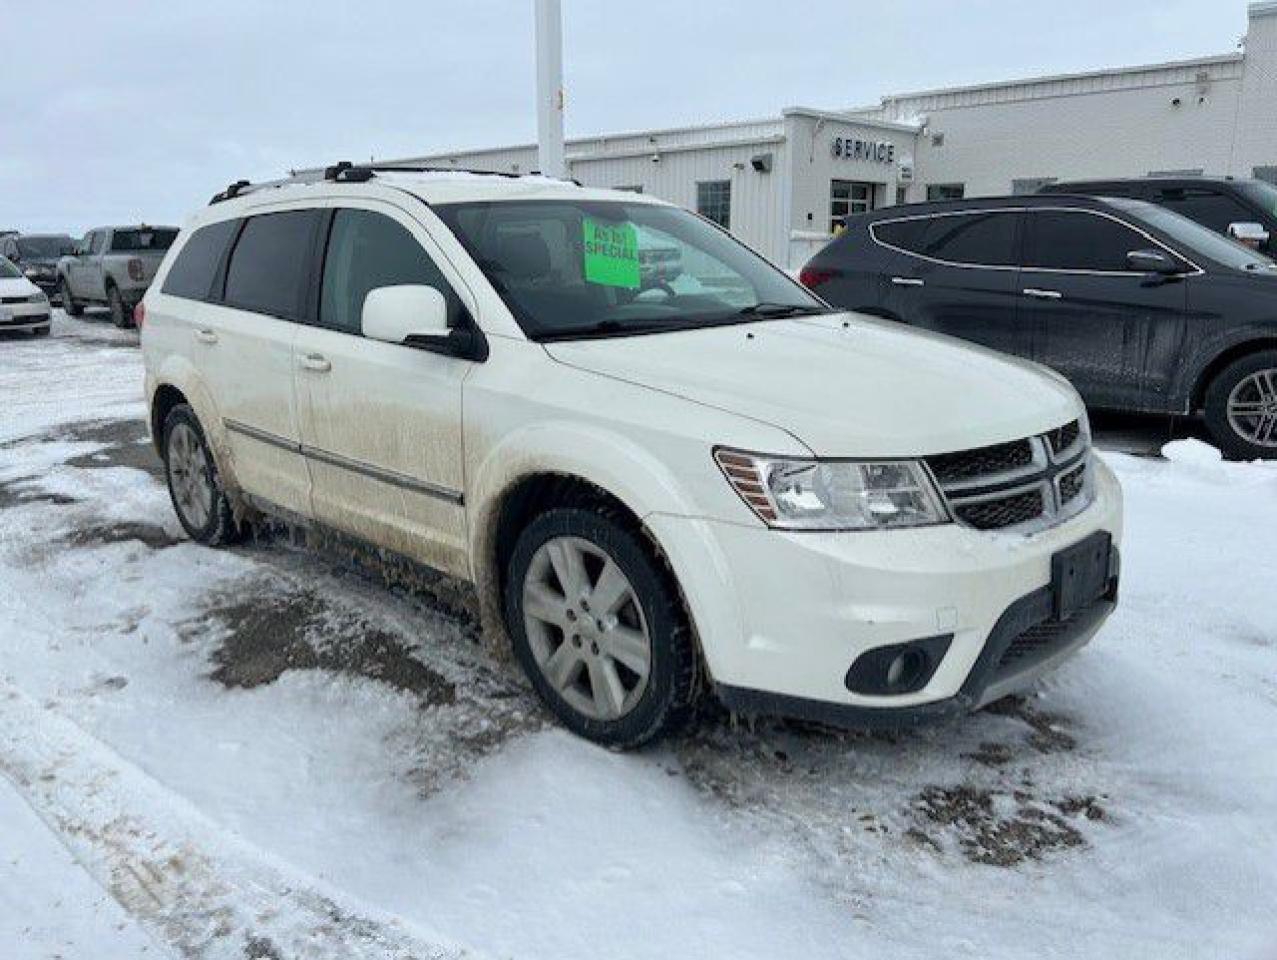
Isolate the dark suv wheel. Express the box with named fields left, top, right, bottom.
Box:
left=504, top=507, right=699, bottom=748
left=108, top=285, right=132, bottom=328
left=1204, top=349, right=1277, bottom=460
left=162, top=404, right=241, bottom=545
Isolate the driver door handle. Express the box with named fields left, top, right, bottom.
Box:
left=194, top=328, right=218, bottom=344
left=1023, top=287, right=1063, bottom=300
left=891, top=276, right=925, bottom=287
left=300, top=353, right=331, bottom=373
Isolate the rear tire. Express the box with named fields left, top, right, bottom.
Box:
left=1203, top=350, right=1277, bottom=460
left=162, top=404, right=241, bottom=545
left=108, top=285, right=132, bottom=328
left=60, top=279, right=83, bottom=317
left=504, top=507, right=699, bottom=748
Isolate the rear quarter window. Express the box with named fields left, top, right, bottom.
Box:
left=161, top=220, right=241, bottom=301
left=872, top=218, right=929, bottom=253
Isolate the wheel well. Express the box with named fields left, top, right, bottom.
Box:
left=150, top=384, right=188, bottom=454
left=1191, top=339, right=1277, bottom=411
left=492, top=474, right=640, bottom=596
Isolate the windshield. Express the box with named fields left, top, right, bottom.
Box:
left=433, top=199, right=830, bottom=340
left=0, top=257, right=21, bottom=279
left=16, top=236, right=74, bottom=259
left=1111, top=198, right=1277, bottom=272
left=1237, top=179, right=1277, bottom=218
left=110, top=228, right=178, bottom=252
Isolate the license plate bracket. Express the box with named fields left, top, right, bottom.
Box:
left=1051, top=531, right=1112, bottom=621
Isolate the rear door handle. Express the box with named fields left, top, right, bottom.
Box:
left=891, top=276, right=925, bottom=287
left=194, top=328, right=218, bottom=344
left=300, top=353, right=331, bottom=373
left=1023, top=287, right=1062, bottom=300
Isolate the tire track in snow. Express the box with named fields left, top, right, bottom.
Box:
left=0, top=682, right=476, bottom=960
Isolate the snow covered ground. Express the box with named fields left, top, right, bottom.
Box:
left=1, top=311, right=1274, bottom=959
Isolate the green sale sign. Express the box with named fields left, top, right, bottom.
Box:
left=582, top=218, right=640, bottom=289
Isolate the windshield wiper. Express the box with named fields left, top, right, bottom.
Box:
left=735, top=302, right=830, bottom=319
left=538, top=318, right=703, bottom=342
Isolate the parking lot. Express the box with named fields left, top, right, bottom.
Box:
left=2, top=311, right=1275, bottom=960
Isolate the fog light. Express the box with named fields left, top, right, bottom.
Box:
left=845, top=635, right=952, bottom=696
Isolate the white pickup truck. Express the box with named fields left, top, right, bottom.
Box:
left=58, top=225, right=178, bottom=327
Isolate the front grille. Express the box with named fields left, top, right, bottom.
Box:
left=0, top=296, right=30, bottom=305
left=1048, top=420, right=1081, bottom=456
left=926, top=420, right=1091, bottom=532
left=1058, top=462, right=1086, bottom=505
left=954, top=488, right=1045, bottom=530
left=927, top=438, right=1033, bottom=484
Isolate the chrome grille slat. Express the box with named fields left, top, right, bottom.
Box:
left=926, top=420, right=1092, bottom=532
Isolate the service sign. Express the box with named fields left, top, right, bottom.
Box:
left=832, top=137, right=896, bottom=165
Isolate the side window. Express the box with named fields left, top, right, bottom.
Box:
left=92, top=232, right=108, bottom=254
left=1022, top=210, right=1148, bottom=272
left=872, top=217, right=930, bottom=253
left=223, top=210, right=320, bottom=319
left=161, top=220, right=241, bottom=301
left=1156, top=188, right=1256, bottom=235
left=919, top=211, right=1019, bottom=266
left=319, top=209, right=463, bottom=335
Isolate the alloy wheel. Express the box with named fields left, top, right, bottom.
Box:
left=521, top=535, right=652, bottom=721
left=1226, top=367, right=1277, bottom=448
left=167, top=422, right=214, bottom=530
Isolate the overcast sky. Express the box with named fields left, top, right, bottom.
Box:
left=0, top=1, right=1246, bottom=234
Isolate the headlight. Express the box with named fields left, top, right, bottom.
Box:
left=715, top=448, right=949, bottom=530
left=23, top=268, right=39, bottom=278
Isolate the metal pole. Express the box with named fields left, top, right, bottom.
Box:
left=534, top=0, right=566, bottom=179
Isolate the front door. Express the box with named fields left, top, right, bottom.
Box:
left=294, top=203, right=472, bottom=578
left=1018, top=208, right=1188, bottom=410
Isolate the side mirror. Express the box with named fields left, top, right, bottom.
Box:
left=1228, top=221, right=1270, bottom=247
left=361, top=285, right=487, bottom=361
left=1126, top=248, right=1180, bottom=276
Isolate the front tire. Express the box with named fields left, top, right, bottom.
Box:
left=1204, top=350, right=1277, bottom=460
left=60, top=279, right=83, bottom=317
left=504, top=508, right=699, bottom=748
left=162, top=404, right=241, bottom=545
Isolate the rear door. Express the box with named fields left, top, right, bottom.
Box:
left=1018, top=207, right=1189, bottom=410
left=293, top=202, right=473, bottom=577
left=877, top=209, right=1031, bottom=358
left=203, top=208, right=322, bottom=516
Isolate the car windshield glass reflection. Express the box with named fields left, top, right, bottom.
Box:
left=433, top=199, right=831, bottom=341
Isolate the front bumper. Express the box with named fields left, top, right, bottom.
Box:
left=648, top=455, right=1123, bottom=726
left=0, top=302, right=52, bottom=331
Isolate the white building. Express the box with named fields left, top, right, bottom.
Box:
left=387, top=1, right=1277, bottom=266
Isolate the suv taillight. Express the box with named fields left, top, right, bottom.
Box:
left=127, top=258, right=144, bottom=281
left=133, top=301, right=146, bottom=329
left=799, top=266, right=834, bottom=289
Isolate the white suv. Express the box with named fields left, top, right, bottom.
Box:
left=141, top=165, right=1123, bottom=747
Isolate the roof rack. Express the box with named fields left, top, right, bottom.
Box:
left=208, top=160, right=582, bottom=206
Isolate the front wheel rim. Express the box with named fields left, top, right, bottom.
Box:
left=522, top=536, right=652, bottom=721
left=1226, top=368, right=1277, bottom=447
left=168, top=423, right=214, bottom=530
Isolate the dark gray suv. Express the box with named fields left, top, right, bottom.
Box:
left=801, top=194, right=1277, bottom=459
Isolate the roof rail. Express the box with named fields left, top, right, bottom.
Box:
left=208, top=179, right=252, bottom=205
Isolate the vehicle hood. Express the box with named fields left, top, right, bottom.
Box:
left=544, top=314, right=1083, bottom=457
left=0, top=276, right=41, bottom=298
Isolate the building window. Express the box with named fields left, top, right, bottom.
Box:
left=895, top=185, right=909, bottom=206
left=831, top=180, right=875, bottom=232
left=1253, top=165, right=1277, bottom=185
left=696, top=180, right=731, bottom=229
left=926, top=183, right=965, bottom=201
left=1012, top=177, right=1057, bottom=195
left=614, top=184, right=644, bottom=193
